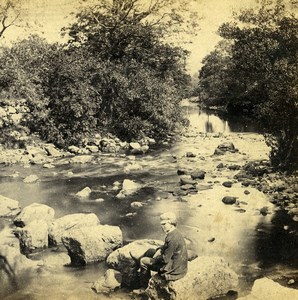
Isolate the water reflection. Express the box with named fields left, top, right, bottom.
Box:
left=184, top=105, right=231, bottom=133
left=183, top=102, right=258, bottom=133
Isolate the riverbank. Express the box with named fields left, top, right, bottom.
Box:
left=0, top=126, right=297, bottom=299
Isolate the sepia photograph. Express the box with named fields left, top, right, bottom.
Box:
left=0, top=0, right=297, bottom=299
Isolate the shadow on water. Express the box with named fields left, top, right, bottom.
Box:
left=255, top=210, right=298, bottom=269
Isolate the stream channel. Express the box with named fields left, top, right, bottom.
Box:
left=0, top=101, right=297, bottom=299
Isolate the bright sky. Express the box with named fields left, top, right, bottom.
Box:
left=5, top=0, right=257, bottom=75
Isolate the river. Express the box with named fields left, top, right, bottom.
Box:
left=0, top=101, right=297, bottom=299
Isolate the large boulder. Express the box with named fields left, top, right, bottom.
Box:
left=14, top=203, right=55, bottom=227
left=14, top=220, right=49, bottom=254
left=145, top=256, right=239, bottom=300
left=62, top=225, right=123, bottom=266
left=92, top=269, right=122, bottom=294
left=237, top=277, right=298, bottom=300
left=0, top=195, right=21, bottom=218
left=48, top=213, right=100, bottom=246
left=106, top=239, right=163, bottom=287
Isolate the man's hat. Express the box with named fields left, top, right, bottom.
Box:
left=160, top=212, right=177, bottom=225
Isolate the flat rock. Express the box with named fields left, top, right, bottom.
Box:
left=0, top=195, right=21, bottom=217
left=62, top=225, right=122, bottom=266
left=14, top=203, right=55, bottom=227
left=48, top=213, right=100, bottom=246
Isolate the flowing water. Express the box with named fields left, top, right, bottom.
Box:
left=0, top=101, right=297, bottom=299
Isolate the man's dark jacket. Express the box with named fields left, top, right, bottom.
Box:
left=159, top=228, right=188, bottom=281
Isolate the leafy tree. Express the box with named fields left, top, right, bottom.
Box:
left=45, top=0, right=195, bottom=145
left=198, top=0, right=298, bottom=170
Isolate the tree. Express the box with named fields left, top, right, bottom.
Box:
left=0, top=0, right=22, bottom=39
left=45, top=0, right=195, bottom=145
left=198, top=0, right=298, bottom=170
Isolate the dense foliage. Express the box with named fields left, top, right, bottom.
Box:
left=197, top=0, right=298, bottom=171
left=0, top=0, right=194, bottom=147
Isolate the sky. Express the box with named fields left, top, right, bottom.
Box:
left=4, top=0, right=258, bottom=75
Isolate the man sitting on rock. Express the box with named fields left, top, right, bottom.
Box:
left=137, top=212, right=188, bottom=292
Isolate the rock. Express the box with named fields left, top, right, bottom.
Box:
left=68, top=145, right=80, bottom=154
left=217, top=163, right=224, bottom=168
left=260, top=206, right=269, bottom=216
left=76, top=186, right=92, bottom=198
left=25, top=146, right=47, bottom=157
left=86, top=145, right=99, bottom=153
left=180, top=184, right=198, bottom=191
left=186, top=152, right=196, bottom=158
left=43, top=163, right=55, bottom=169
left=147, top=138, right=156, bottom=145
left=15, top=220, right=49, bottom=254
left=244, top=190, right=250, bottom=195
left=180, top=177, right=197, bottom=185
left=214, top=148, right=225, bottom=155
left=145, top=256, right=238, bottom=300
left=190, top=170, right=206, bottom=180
left=29, top=153, right=50, bottom=165
left=217, top=142, right=235, bottom=152
left=48, top=213, right=100, bottom=246
left=129, top=142, right=141, bottom=150
left=69, top=155, right=94, bottom=164
left=92, top=269, right=122, bottom=294
left=116, top=179, right=141, bottom=198
left=14, top=203, right=55, bottom=227
left=177, top=169, right=188, bottom=175
left=0, top=195, right=21, bottom=218
left=44, top=144, right=62, bottom=157
left=130, top=202, right=143, bottom=209
left=222, top=181, right=233, bottom=188
left=237, top=278, right=298, bottom=300
left=62, top=225, right=122, bottom=266
left=222, top=196, right=237, bottom=205
left=106, top=239, right=163, bottom=287
left=228, top=164, right=241, bottom=171
left=23, top=174, right=39, bottom=183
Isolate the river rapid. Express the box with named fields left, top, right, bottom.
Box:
left=0, top=101, right=297, bottom=299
